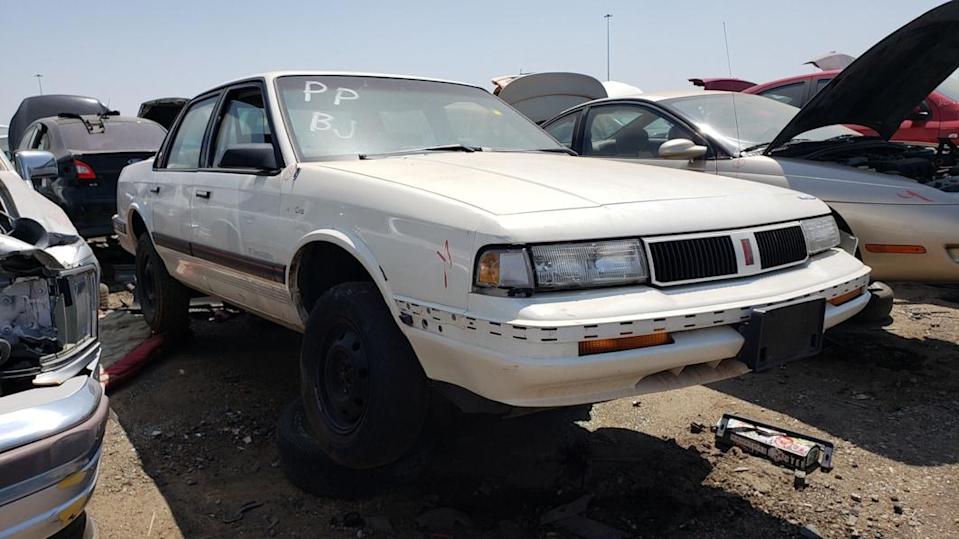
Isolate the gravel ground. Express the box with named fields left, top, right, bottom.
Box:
left=86, top=283, right=958, bottom=538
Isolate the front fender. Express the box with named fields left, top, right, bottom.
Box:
left=289, top=228, right=397, bottom=319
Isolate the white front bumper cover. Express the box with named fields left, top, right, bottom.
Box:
left=397, top=250, right=870, bottom=407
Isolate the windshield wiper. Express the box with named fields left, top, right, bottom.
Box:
left=358, top=144, right=483, bottom=160
left=492, top=147, right=579, bottom=156
left=740, top=142, right=772, bottom=153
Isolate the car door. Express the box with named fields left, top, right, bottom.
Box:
left=190, top=83, right=289, bottom=315
left=150, top=94, right=220, bottom=292
left=578, top=103, right=710, bottom=172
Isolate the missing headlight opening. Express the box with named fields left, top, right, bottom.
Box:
left=0, top=268, right=97, bottom=381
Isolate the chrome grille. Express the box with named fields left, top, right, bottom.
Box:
left=648, top=235, right=738, bottom=284
left=755, top=226, right=807, bottom=269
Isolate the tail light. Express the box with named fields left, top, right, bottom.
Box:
left=74, top=159, right=97, bottom=180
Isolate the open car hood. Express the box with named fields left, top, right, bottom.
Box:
left=493, top=72, right=608, bottom=124
left=7, top=95, right=110, bottom=153
left=138, top=98, right=188, bottom=130
left=766, top=1, right=959, bottom=153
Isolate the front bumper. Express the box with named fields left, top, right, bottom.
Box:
left=398, top=250, right=870, bottom=407
left=834, top=201, right=959, bottom=282
left=0, top=349, right=107, bottom=538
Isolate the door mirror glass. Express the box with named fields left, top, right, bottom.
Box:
left=14, top=150, right=58, bottom=187
left=219, top=143, right=278, bottom=171
left=658, top=138, right=708, bottom=160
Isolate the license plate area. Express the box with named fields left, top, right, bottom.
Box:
left=738, top=298, right=825, bottom=372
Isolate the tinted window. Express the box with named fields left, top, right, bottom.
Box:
left=545, top=112, right=578, bottom=147
left=275, top=76, right=562, bottom=160
left=814, top=78, right=833, bottom=96
left=59, top=120, right=165, bottom=152
left=758, top=82, right=807, bottom=106
left=584, top=105, right=694, bottom=157
left=166, top=97, right=217, bottom=169
left=211, top=88, right=271, bottom=167
left=18, top=125, right=39, bottom=150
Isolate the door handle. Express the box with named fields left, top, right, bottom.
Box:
left=149, top=185, right=160, bottom=194
left=195, top=190, right=211, bottom=199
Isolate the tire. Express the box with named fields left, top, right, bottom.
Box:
left=135, top=233, right=190, bottom=334
left=276, top=399, right=431, bottom=498
left=853, top=281, right=894, bottom=323
left=299, top=281, right=430, bottom=469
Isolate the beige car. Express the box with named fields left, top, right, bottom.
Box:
left=530, top=3, right=959, bottom=288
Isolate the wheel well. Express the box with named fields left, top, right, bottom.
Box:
left=293, top=242, right=376, bottom=317
left=130, top=210, right=148, bottom=240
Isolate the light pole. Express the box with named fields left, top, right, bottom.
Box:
left=604, top=14, right=612, bottom=81
left=34, top=74, right=43, bottom=95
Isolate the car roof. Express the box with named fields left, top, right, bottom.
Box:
left=197, top=71, right=483, bottom=97
left=744, top=70, right=840, bottom=93
left=44, top=115, right=157, bottom=126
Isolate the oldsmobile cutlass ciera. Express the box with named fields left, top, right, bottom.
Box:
left=114, top=72, right=870, bottom=470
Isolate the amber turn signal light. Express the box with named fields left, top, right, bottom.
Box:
left=864, top=244, right=926, bottom=254
left=578, top=332, right=672, bottom=356
left=829, top=287, right=864, bottom=306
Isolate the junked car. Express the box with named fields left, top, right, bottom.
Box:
left=693, top=52, right=959, bottom=147
left=114, top=71, right=869, bottom=471
left=0, top=150, right=105, bottom=537
left=539, top=2, right=959, bottom=291
left=14, top=112, right=166, bottom=238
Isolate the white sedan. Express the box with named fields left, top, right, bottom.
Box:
left=114, top=71, right=869, bottom=470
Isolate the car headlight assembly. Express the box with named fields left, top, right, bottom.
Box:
left=474, top=239, right=649, bottom=295
left=801, top=215, right=841, bottom=255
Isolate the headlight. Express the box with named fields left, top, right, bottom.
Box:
left=801, top=216, right=841, bottom=254
left=531, top=239, right=648, bottom=290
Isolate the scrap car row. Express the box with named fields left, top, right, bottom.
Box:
left=1, top=2, right=957, bottom=537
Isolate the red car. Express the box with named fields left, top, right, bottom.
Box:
left=694, top=67, right=959, bottom=146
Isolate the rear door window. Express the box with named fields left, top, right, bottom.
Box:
left=165, top=97, right=218, bottom=169
left=758, top=82, right=807, bottom=106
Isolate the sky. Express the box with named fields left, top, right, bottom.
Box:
left=0, top=0, right=948, bottom=127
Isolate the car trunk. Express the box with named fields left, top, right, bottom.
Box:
left=63, top=151, right=153, bottom=197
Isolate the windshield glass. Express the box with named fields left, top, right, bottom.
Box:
left=936, top=71, right=959, bottom=102
left=275, top=75, right=563, bottom=160
left=666, top=93, right=859, bottom=152
left=61, top=119, right=166, bottom=152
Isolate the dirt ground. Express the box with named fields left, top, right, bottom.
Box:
left=84, top=283, right=959, bottom=538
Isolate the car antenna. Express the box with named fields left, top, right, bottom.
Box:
left=723, top=22, right=743, bottom=157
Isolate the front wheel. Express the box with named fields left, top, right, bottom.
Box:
left=135, top=233, right=190, bottom=334
left=299, top=281, right=430, bottom=469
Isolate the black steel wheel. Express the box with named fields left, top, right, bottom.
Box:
left=300, top=281, right=430, bottom=469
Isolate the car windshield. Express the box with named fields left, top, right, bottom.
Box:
left=275, top=75, right=564, bottom=160
left=666, top=93, right=859, bottom=153
left=60, top=120, right=166, bottom=152
left=936, top=71, right=959, bottom=102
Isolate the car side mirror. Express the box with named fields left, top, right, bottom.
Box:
left=14, top=150, right=58, bottom=188
left=658, top=138, right=708, bottom=160
left=218, top=143, right=278, bottom=172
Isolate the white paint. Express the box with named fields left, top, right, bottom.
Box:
left=302, top=81, right=327, bottom=102
left=333, top=87, right=359, bottom=106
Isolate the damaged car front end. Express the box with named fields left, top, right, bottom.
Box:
left=0, top=150, right=104, bottom=538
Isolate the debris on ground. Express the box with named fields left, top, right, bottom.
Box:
left=222, top=501, right=262, bottom=524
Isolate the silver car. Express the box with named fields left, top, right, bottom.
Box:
left=537, top=2, right=959, bottom=285
left=0, top=150, right=104, bottom=538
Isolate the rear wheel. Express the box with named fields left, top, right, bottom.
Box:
left=135, top=233, right=190, bottom=334
left=299, top=281, right=430, bottom=469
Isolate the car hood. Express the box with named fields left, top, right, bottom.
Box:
left=766, top=1, right=959, bottom=153
left=314, top=152, right=814, bottom=216
left=0, top=170, right=86, bottom=269
left=744, top=156, right=959, bottom=205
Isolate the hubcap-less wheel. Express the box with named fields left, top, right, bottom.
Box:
left=318, top=322, right=370, bottom=433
